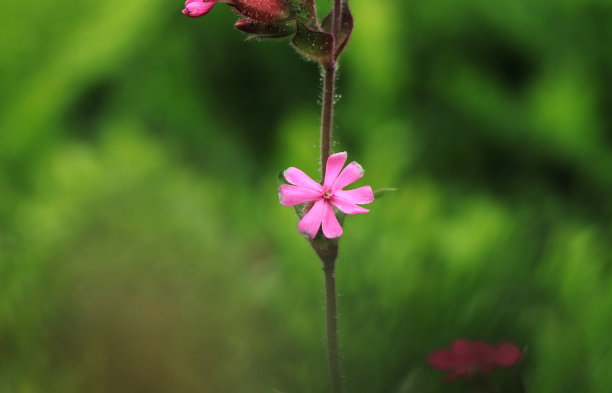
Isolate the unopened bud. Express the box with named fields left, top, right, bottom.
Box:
left=233, top=0, right=289, bottom=22
left=182, top=0, right=217, bottom=17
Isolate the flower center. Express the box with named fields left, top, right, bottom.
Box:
left=323, top=189, right=333, bottom=200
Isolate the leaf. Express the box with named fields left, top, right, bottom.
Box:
left=291, top=22, right=333, bottom=63
left=277, top=170, right=289, bottom=185
left=236, top=20, right=296, bottom=39
left=374, top=188, right=398, bottom=199
left=288, top=0, right=316, bottom=24
left=335, top=208, right=347, bottom=227
left=293, top=201, right=310, bottom=220
left=333, top=188, right=396, bottom=232
left=320, top=0, right=354, bottom=58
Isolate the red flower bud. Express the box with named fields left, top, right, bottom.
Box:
left=182, top=0, right=217, bottom=17
left=233, top=0, right=289, bottom=23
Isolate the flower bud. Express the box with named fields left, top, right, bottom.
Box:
left=234, top=19, right=295, bottom=38
left=233, top=0, right=289, bottom=23
left=182, top=0, right=217, bottom=17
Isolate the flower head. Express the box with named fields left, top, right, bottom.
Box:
left=278, top=152, right=374, bottom=239
left=427, top=340, right=521, bottom=382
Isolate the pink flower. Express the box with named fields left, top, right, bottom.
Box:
left=278, top=152, right=374, bottom=239
left=182, top=0, right=217, bottom=17
left=427, top=340, right=521, bottom=382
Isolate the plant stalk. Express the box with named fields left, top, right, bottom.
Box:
left=332, top=0, right=343, bottom=46
left=323, top=258, right=342, bottom=393
left=319, top=1, right=344, bottom=392
left=320, top=0, right=343, bottom=180
left=320, top=63, right=336, bottom=180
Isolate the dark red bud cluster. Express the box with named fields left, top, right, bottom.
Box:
left=182, top=0, right=353, bottom=64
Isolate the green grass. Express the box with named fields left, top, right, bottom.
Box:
left=2, top=0, right=612, bottom=392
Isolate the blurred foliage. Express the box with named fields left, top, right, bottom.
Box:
left=2, top=0, right=612, bottom=392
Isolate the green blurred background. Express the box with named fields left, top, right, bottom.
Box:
left=2, top=0, right=612, bottom=392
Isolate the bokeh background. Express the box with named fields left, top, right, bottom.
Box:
left=2, top=0, right=612, bottom=392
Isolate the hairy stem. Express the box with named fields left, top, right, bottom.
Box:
left=332, top=0, right=343, bottom=47
left=320, top=0, right=342, bottom=180
left=323, top=258, right=342, bottom=393
left=320, top=63, right=336, bottom=180
left=319, top=1, right=344, bottom=392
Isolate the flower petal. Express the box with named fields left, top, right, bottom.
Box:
left=451, top=340, right=473, bottom=358
left=334, top=186, right=374, bottom=205
left=427, top=350, right=457, bottom=370
left=494, top=343, right=521, bottom=367
left=471, top=341, right=496, bottom=372
left=278, top=185, right=322, bottom=207
left=183, top=0, right=216, bottom=17
left=324, top=152, right=347, bottom=188
left=333, top=161, right=364, bottom=190
left=284, top=167, right=322, bottom=191
left=330, top=195, right=369, bottom=214
left=321, top=201, right=343, bottom=238
left=298, top=200, right=325, bottom=238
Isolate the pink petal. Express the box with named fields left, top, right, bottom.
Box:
left=471, top=341, right=496, bottom=372
left=330, top=195, right=369, bottom=214
left=334, top=186, right=374, bottom=205
left=449, top=340, right=475, bottom=367
left=298, top=200, right=325, bottom=238
left=427, top=350, right=457, bottom=370
left=321, top=201, right=343, bottom=238
left=278, top=185, right=322, bottom=207
left=333, top=161, right=364, bottom=190
left=451, top=340, right=472, bottom=356
left=323, top=152, right=347, bottom=188
left=494, top=343, right=521, bottom=367
left=284, top=167, right=322, bottom=191
left=183, top=0, right=216, bottom=17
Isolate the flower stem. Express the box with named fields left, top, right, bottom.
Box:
left=320, top=63, right=336, bottom=181
left=332, top=0, right=343, bottom=45
left=318, top=1, right=344, bottom=392
left=322, top=258, right=342, bottom=393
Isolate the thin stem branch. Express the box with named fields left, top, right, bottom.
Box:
left=320, top=64, right=336, bottom=180
left=320, top=0, right=342, bottom=181
left=323, top=259, right=342, bottom=393
left=318, top=1, right=344, bottom=392
left=332, top=0, right=343, bottom=48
